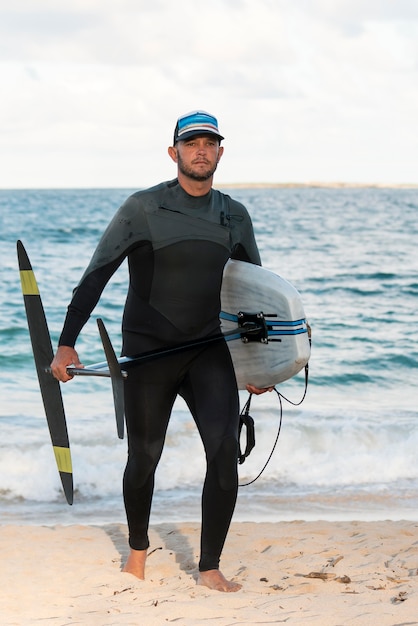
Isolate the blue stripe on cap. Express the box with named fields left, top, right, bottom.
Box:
left=178, top=111, right=219, bottom=134
left=174, top=110, right=224, bottom=142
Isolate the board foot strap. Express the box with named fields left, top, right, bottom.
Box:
left=220, top=311, right=308, bottom=338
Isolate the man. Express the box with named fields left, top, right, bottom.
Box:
left=51, top=110, right=269, bottom=592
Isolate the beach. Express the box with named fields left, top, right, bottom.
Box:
left=2, top=187, right=418, bottom=624
left=1, top=520, right=417, bottom=625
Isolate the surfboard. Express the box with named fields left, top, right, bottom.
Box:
left=220, top=260, right=310, bottom=389
left=66, top=260, right=310, bottom=392
left=17, top=240, right=73, bottom=504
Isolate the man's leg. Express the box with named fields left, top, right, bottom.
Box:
left=181, top=341, right=242, bottom=591
left=122, top=361, right=176, bottom=578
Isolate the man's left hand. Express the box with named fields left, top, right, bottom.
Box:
left=245, top=384, right=275, bottom=395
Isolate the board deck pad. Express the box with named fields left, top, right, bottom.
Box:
left=17, top=240, right=73, bottom=505
left=221, top=260, right=310, bottom=389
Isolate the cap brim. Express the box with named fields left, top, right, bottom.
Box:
left=175, top=130, right=224, bottom=143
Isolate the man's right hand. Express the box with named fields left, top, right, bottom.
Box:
left=50, top=345, right=84, bottom=382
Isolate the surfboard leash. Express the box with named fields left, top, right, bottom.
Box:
left=238, top=327, right=311, bottom=486
left=238, top=390, right=283, bottom=487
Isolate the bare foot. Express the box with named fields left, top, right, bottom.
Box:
left=122, top=548, right=147, bottom=579
left=197, top=569, right=242, bottom=592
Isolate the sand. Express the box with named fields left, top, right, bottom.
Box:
left=1, top=520, right=417, bottom=625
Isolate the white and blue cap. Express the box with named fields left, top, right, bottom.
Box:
left=173, top=110, right=224, bottom=144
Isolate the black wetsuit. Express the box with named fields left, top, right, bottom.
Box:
left=59, top=179, right=261, bottom=571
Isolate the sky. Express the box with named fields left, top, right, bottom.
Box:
left=1, top=0, right=418, bottom=188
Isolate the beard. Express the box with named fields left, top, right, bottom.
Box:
left=177, top=152, right=219, bottom=181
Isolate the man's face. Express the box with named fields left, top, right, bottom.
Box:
left=174, top=135, right=223, bottom=182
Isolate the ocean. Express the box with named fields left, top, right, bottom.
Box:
left=1, top=186, right=417, bottom=525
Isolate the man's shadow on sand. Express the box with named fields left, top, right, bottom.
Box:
left=102, top=522, right=198, bottom=577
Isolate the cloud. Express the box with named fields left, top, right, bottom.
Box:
left=299, top=0, right=418, bottom=32
left=1, top=1, right=418, bottom=187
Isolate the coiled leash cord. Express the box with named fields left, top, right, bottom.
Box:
left=238, top=362, right=309, bottom=487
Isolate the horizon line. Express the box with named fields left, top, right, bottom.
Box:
left=1, top=181, right=418, bottom=191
